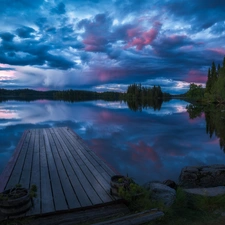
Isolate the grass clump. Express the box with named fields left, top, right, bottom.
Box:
left=146, top=187, right=225, bottom=225
left=118, top=182, right=167, bottom=213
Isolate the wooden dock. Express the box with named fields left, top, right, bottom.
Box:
left=0, top=127, right=121, bottom=217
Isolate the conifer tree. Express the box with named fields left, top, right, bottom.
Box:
left=217, top=63, right=221, bottom=72
left=206, top=68, right=212, bottom=93
left=211, top=61, right=217, bottom=83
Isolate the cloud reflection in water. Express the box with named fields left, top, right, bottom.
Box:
left=0, top=99, right=223, bottom=184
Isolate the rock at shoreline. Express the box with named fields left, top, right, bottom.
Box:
left=144, top=182, right=176, bottom=206
left=184, top=186, right=225, bottom=197
left=163, top=179, right=177, bottom=190
left=179, top=164, right=225, bottom=188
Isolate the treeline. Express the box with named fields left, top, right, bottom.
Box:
left=0, top=83, right=170, bottom=106
left=185, top=56, right=225, bottom=103
left=123, top=83, right=171, bottom=111
left=125, top=83, right=170, bottom=100
left=0, top=88, right=124, bottom=102
left=0, top=88, right=55, bottom=101
left=54, top=90, right=123, bottom=102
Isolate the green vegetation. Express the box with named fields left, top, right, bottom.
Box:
left=185, top=56, right=225, bottom=103
left=185, top=83, right=204, bottom=100
left=0, top=184, right=37, bottom=200
left=0, top=83, right=171, bottom=111
left=0, top=88, right=56, bottom=101
left=126, top=83, right=163, bottom=99
left=0, top=88, right=124, bottom=102
left=54, top=89, right=124, bottom=101
left=123, top=83, right=171, bottom=111
left=117, top=180, right=159, bottom=212
left=147, top=187, right=225, bottom=225
left=30, top=184, right=37, bottom=198
left=116, top=182, right=225, bottom=225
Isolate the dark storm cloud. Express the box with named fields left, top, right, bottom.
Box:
left=0, top=32, right=15, bottom=42
left=164, top=0, right=225, bottom=32
left=35, top=17, right=48, bottom=29
left=51, top=2, right=66, bottom=15
left=0, top=36, right=76, bottom=69
left=151, top=34, right=208, bottom=67
left=0, top=67, right=15, bottom=71
left=78, top=13, right=113, bottom=52
left=0, top=0, right=45, bottom=11
left=79, top=52, right=91, bottom=64
left=16, top=26, right=36, bottom=38
left=113, top=0, right=154, bottom=16
left=45, top=53, right=76, bottom=70
left=0, top=53, right=44, bottom=67
left=0, top=0, right=224, bottom=91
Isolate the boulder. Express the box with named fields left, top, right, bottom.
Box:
left=144, top=182, right=176, bottom=206
left=179, top=164, right=225, bottom=188
left=184, top=186, right=225, bottom=197
left=163, top=179, right=177, bottom=190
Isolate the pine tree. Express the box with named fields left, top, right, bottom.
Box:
left=206, top=68, right=212, bottom=93
left=217, top=64, right=221, bottom=77
left=211, top=61, right=217, bottom=83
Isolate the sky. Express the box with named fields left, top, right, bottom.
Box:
left=0, top=0, right=225, bottom=94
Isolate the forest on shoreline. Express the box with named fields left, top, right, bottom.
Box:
left=0, top=83, right=171, bottom=103
left=185, top=56, right=225, bottom=103
left=1, top=56, right=224, bottom=105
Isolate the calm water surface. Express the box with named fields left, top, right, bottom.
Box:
left=0, top=99, right=224, bottom=185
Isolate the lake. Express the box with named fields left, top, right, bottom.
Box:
left=0, top=99, right=224, bottom=185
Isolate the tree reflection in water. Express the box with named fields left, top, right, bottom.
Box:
left=125, top=98, right=163, bottom=112
left=186, top=103, right=225, bottom=152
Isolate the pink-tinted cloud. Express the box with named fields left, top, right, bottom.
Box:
left=126, top=22, right=162, bottom=50
left=208, top=48, right=225, bottom=56
left=127, top=27, right=141, bottom=38
left=83, top=35, right=107, bottom=52
left=91, top=67, right=128, bottom=83
left=186, top=70, right=207, bottom=83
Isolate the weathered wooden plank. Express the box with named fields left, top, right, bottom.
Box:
left=56, top=128, right=103, bottom=205
left=64, top=127, right=115, bottom=177
left=62, top=128, right=108, bottom=172
left=39, top=129, right=55, bottom=214
left=60, top=128, right=113, bottom=200
left=61, top=128, right=112, bottom=172
left=58, top=128, right=114, bottom=203
left=28, top=203, right=130, bottom=225
left=1, top=126, right=121, bottom=218
left=27, top=129, right=41, bottom=216
left=60, top=127, right=114, bottom=201
left=45, top=128, right=80, bottom=209
left=50, top=128, right=92, bottom=207
left=79, top=164, right=114, bottom=202
left=43, top=129, right=69, bottom=211
left=0, top=130, right=28, bottom=192
left=5, top=131, right=31, bottom=189
left=19, top=129, right=35, bottom=188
